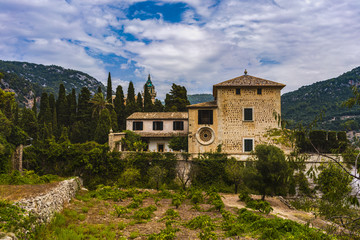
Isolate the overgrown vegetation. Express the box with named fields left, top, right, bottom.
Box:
left=0, top=170, right=62, bottom=185
left=31, top=186, right=338, bottom=239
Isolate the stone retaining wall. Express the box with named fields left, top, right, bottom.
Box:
left=16, top=177, right=82, bottom=224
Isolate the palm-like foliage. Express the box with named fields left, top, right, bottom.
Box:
left=89, top=92, right=112, bottom=117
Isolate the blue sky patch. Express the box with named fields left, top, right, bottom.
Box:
left=126, top=1, right=189, bottom=22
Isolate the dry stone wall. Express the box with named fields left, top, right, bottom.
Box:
left=16, top=177, right=82, bottom=223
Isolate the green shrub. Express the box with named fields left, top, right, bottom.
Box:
left=113, top=205, right=130, bottom=217
left=246, top=199, right=273, bottom=214
left=132, top=205, right=157, bottom=220
left=186, top=215, right=215, bottom=230
left=188, top=189, right=204, bottom=205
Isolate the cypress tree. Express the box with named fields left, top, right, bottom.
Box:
left=126, top=81, right=135, bottom=106
left=106, top=72, right=113, bottom=103
left=136, top=92, right=143, bottom=112
left=49, top=94, right=56, bottom=114
left=52, top=107, right=58, bottom=138
left=32, top=96, right=37, bottom=117
left=20, top=107, right=38, bottom=140
left=57, top=84, right=68, bottom=127
left=77, top=87, right=92, bottom=122
left=94, top=108, right=111, bottom=144
left=110, top=108, right=118, bottom=131
left=114, top=85, right=126, bottom=130
left=4, top=100, right=12, bottom=121
left=38, top=92, right=52, bottom=124
left=125, top=81, right=137, bottom=117
left=14, top=103, right=19, bottom=126
left=77, top=87, right=93, bottom=142
left=143, top=85, right=154, bottom=112
left=67, top=88, right=77, bottom=126
left=97, top=86, right=102, bottom=94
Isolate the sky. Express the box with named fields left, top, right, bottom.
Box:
left=1, top=0, right=360, bottom=99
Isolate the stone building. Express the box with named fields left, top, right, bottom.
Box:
left=109, top=71, right=285, bottom=156
left=187, top=71, right=285, bottom=157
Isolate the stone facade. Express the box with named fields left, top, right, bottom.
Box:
left=188, top=73, right=285, bottom=156
left=109, top=72, right=285, bottom=156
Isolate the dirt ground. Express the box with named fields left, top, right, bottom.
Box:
left=0, top=182, right=59, bottom=201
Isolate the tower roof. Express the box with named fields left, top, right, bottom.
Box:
left=146, top=74, right=153, bottom=87
left=213, top=73, right=285, bottom=98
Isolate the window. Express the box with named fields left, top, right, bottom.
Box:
left=153, top=121, right=163, bottom=130
left=236, top=88, right=241, bottom=95
left=257, top=88, right=262, bottom=95
left=158, top=144, right=164, bottom=152
left=243, top=108, right=253, bottom=121
left=173, top=121, right=184, bottom=130
left=198, top=110, right=213, bottom=124
left=243, top=139, right=253, bottom=152
left=133, top=121, right=143, bottom=131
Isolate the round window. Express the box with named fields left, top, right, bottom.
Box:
left=196, top=127, right=215, bottom=145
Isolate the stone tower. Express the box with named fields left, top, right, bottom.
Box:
left=187, top=71, right=285, bottom=156
left=144, top=74, right=156, bottom=100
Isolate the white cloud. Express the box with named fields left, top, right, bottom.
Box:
left=0, top=0, right=360, bottom=98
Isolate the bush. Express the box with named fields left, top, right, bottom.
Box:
left=132, top=205, right=157, bottom=220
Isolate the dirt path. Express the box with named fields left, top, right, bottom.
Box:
left=221, top=194, right=331, bottom=230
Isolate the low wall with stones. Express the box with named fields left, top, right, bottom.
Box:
left=16, top=177, right=82, bottom=224
left=0, top=177, right=82, bottom=240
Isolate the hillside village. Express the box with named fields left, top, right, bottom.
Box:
left=1, top=62, right=360, bottom=239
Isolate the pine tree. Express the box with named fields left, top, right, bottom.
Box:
left=153, top=99, right=164, bottom=112
left=136, top=92, right=143, bottom=112
left=143, top=85, right=154, bottom=112
left=114, top=85, right=126, bottom=131
left=164, top=84, right=190, bottom=112
left=106, top=72, right=113, bottom=103
left=94, top=108, right=111, bottom=144
left=56, top=84, right=68, bottom=127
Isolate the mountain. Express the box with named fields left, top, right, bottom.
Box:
left=281, top=66, right=360, bottom=130
left=0, top=60, right=106, bottom=107
left=188, top=94, right=214, bottom=104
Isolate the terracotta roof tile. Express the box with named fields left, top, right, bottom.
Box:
left=187, top=101, right=218, bottom=108
left=127, top=112, right=188, bottom=120
left=214, top=74, right=285, bottom=88
left=136, top=132, right=188, bottom=138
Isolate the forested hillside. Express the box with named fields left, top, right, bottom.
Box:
left=281, top=66, right=360, bottom=130
left=0, top=60, right=105, bottom=106
left=187, top=93, right=213, bottom=104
